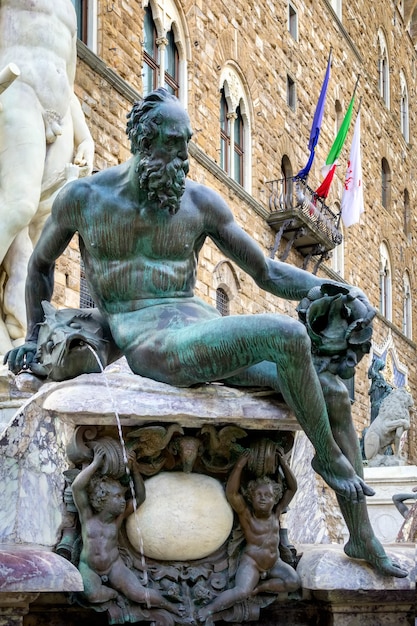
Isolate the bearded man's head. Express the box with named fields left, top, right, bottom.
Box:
left=126, top=89, right=190, bottom=214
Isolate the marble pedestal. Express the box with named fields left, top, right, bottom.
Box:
left=0, top=365, right=415, bottom=625
left=0, top=365, right=296, bottom=624
left=294, top=543, right=416, bottom=625
left=363, top=465, right=417, bottom=543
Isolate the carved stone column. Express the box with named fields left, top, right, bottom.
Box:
left=155, top=37, right=168, bottom=87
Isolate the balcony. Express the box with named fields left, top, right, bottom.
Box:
left=266, top=177, right=343, bottom=271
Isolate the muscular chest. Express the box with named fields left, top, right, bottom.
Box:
left=80, top=201, right=202, bottom=262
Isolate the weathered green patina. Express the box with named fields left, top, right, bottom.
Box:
left=5, top=88, right=407, bottom=578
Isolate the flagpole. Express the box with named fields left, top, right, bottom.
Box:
left=353, top=75, right=360, bottom=95
left=295, top=48, right=333, bottom=182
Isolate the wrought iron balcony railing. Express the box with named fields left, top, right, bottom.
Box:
left=265, top=177, right=343, bottom=270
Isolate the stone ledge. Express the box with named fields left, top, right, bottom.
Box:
left=295, top=543, right=416, bottom=625
left=296, top=542, right=416, bottom=594
left=36, top=366, right=296, bottom=430
left=364, top=465, right=417, bottom=484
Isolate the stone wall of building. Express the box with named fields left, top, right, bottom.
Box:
left=52, top=0, right=416, bottom=463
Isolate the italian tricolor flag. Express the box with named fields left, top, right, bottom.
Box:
left=315, top=92, right=356, bottom=199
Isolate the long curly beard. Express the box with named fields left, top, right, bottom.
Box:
left=136, top=154, right=189, bottom=215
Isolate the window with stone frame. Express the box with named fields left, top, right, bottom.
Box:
left=219, top=67, right=252, bottom=192
left=379, top=242, right=392, bottom=321
left=220, top=88, right=245, bottom=185
left=79, top=259, right=95, bottom=309
left=378, top=29, right=390, bottom=109
left=381, top=158, right=391, bottom=209
left=288, top=3, right=298, bottom=40
left=400, top=71, right=410, bottom=143
left=403, top=272, right=412, bottom=339
left=286, top=74, right=296, bottom=111
left=71, top=0, right=97, bottom=51
left=142, top=1, right=188, bottom=105
left=220, top=89, right=231, bottom=175
left=233, top=106, right=244, bottom=186
left=143, top=6, right=159, bottom=96
left=213, top=260, right=241, bottom=318
left=164, top=29, right=179, bottom=96
left=403, top=188, right=411, bottom=237
left=216, top=288, right=230, bottom=317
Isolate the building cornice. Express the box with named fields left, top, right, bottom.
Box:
left=77, top=40, right=140, bottom=103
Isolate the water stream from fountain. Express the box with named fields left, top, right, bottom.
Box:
left=86, top=346, right=151, bottom=607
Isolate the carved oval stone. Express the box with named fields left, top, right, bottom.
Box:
left=126, top=472, right=233, bottom=561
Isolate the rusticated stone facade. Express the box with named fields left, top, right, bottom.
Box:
left=52, top=0, right=416, bottom=464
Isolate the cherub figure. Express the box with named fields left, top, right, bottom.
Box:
left=197, top=449, right=300, bottom=623
left=71, top=446, right=183, bottom=616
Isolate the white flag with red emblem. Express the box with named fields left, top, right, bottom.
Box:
left=341, top=111, right=364, bottom=226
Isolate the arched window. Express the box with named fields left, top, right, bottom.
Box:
left=403, top=272, right=412, bottom=339
left=71, top=0, right=97, bottom=51
left=216, top=288, right=230, bottom=316
left=400, top=71, right=410, bottom=143
left=379, top=243, right=392, bottom=321
left=213, top=260, right=241, bottom=316
left=404, top=188, right=411, bottom=236
left=381, top=158, right=391, bottom=209
left=378, top=30, right=390, bottom=108
left=219, top=66, right=252, bottom=192
left=220, top=91, right=246, bottom=185
left=142, top=1, right=189, bottom=106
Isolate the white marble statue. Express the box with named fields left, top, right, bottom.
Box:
left=364, top=387, right=413, bottom=467
left=0, top=0, right=94, bottom=357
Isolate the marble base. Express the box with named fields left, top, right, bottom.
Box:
left=0, top=544, right=83, bottom=593
left=296, top=543, right=416, bottom=625
left=363, top=465, right=417, bottom=543
left=0, top=369, right=415, bottom=625
left=0, top=368, right=294, bottom=548
left=2, top=543, right=414, bottom=625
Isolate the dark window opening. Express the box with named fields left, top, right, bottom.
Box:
left=71, top=0, right=88, bottom=43
left=80, top=260, right=95, bottom=309
left=216, top=288, right=230, bottom=316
